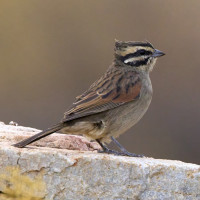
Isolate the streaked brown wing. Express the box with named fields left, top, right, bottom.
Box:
left=63, top=68, right=142, bottom=122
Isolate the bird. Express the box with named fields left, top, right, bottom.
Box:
left=13, top=40, right=165, bottom=157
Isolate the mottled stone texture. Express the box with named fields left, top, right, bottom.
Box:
left=0, top=122, right=200, bottom=200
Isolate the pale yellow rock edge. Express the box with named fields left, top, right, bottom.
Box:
left=0, top=122, right=199, bottom=200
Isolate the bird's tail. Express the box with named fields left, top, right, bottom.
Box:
left=13, top=123, right=64, bottom=148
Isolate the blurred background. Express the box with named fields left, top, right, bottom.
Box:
left=0, top=0, right=200, bottom=164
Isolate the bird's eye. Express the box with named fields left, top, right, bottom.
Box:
left=139, top=50, right=146, bottom=55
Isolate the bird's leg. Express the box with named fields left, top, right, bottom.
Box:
left=111, top=136, right=144, bottom=157
left=96, top=139, right=126, bottom=156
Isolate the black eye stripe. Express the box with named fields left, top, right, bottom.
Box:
left=129, top=49, right=152, bottom=57
left=139, top=49, right=147, bottom=55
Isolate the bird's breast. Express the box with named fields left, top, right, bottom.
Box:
left=101, top=76, right=153, bottom=140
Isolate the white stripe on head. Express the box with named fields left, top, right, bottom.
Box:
left=124, top=56, right=146, bottom=64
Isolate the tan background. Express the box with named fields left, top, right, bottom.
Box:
left=0, top=0, right=200, bottom=164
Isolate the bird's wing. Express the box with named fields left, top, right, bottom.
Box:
left=63, top=69, right=142, bottom=122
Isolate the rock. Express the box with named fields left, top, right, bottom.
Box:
left=0, top=122, right=101, bottom=151
left=0, top=123, right=199, bottom=200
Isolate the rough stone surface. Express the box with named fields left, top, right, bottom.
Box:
left=0, top=122, right=100, bottom=151
left=0, top=122, right=200, bottom=200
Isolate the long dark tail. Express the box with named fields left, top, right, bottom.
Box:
left=13, top=123, right=64, bottom=148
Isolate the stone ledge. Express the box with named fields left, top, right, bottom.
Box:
left=0, top=122, right=199, bottom=200
left=0, top=121, right=100, bottom=151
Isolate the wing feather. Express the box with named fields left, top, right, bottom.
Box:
left=63, top=68, right=142, bottom=122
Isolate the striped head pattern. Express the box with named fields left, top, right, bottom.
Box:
left=115, top=40, right=165, bottom=72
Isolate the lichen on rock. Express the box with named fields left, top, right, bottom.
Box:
left=0, top=166, right=46, bottom=200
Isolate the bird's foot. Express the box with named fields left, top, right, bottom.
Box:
left=119, top=149, right=144, bottom=157
left=98, top=149, right=126, bottom=156
left=98, top=148, right=144, bottom=157
left=109, top=137, right=144, bottom=157
left=96, top=139, right=144, bottom=157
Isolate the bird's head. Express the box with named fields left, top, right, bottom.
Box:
left=114, top=40, right=165, bottom=72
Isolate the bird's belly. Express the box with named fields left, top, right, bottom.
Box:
left=102, top=94, right=152, bottom=142
left=61, top=120, right=105, bottom=141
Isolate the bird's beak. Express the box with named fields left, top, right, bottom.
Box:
left=152, top=49, right=165, bottom=57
